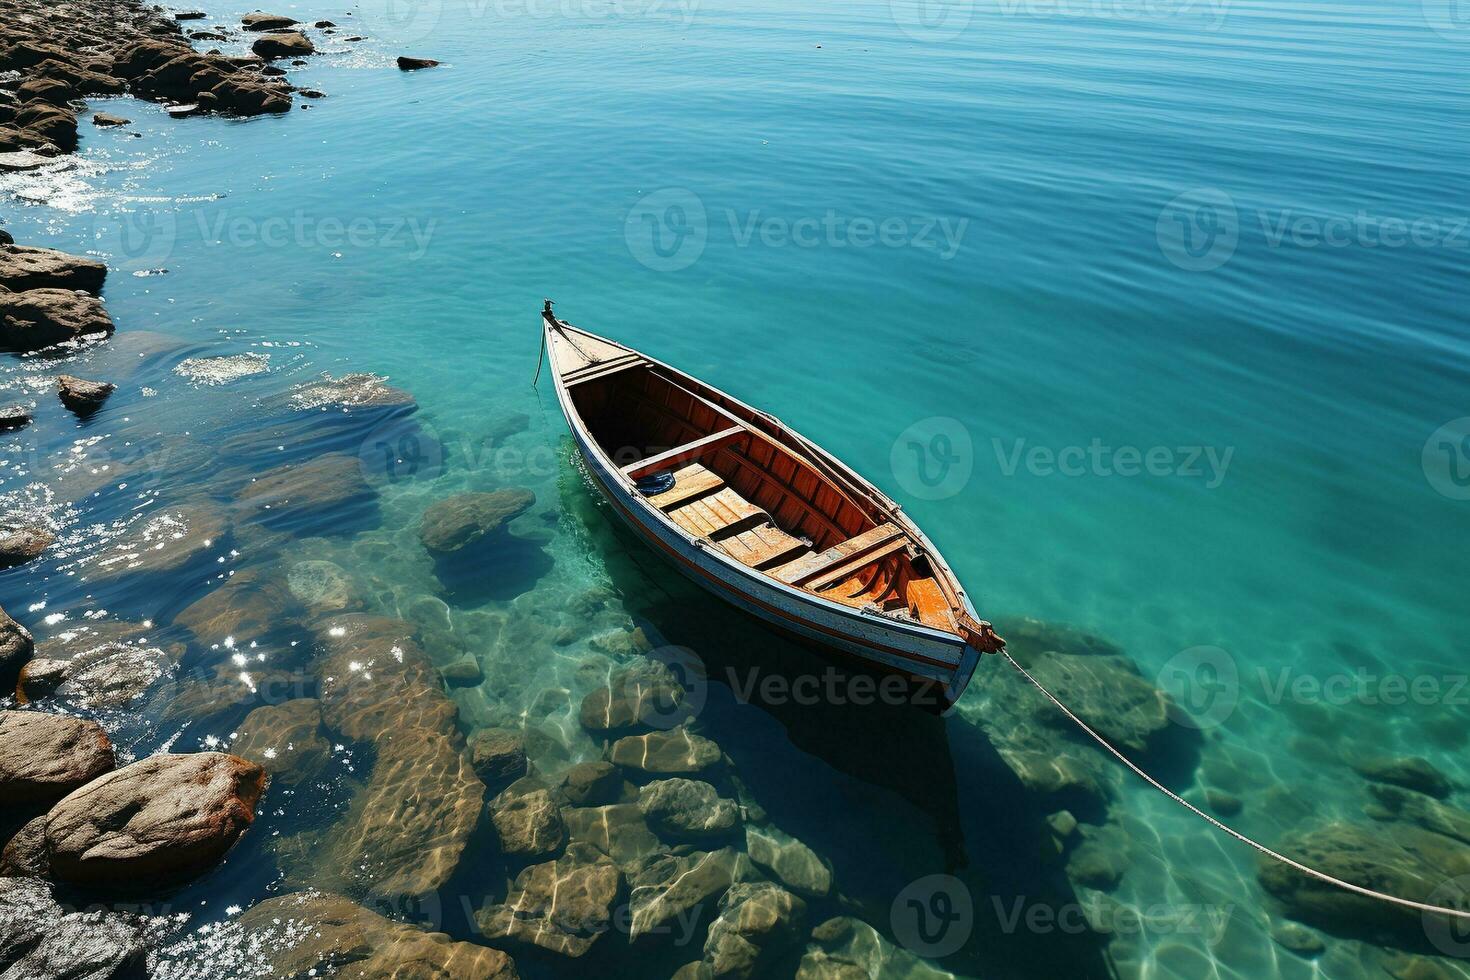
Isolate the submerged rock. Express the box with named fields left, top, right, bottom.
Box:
left=44, top=751, right=265, bottom=889
left=556, top=761, right=624, bottom=807
left=469, top=728, right=528, bottom=788
left=1352, top=756, right=1452, bottom=800
left=57, top=375, right=116, bottom=415
left=563, top=804, right=663, bottom=870
left=1257, top=821, right=1469, bottom=940
left=744, top=825, right=832, bottom=898
left=0, top=877, right=151, bottom=980
left=628, top=847, right=746, bottom=939
left=0, top=404, right=32, bottom=430
left=579, top=659, right=689, bottom=734
left=1269, top=920, right=1325, bottom=958
left=609, top=728, right=722, bottom=776
left=236, top=453, right=374, bottom=527
left=86, top=501, right=229, bottom=582
left=0, top=525, right=52, bottom=568
left=397, top=56, right=440, bottom=70
left=703, top=881, right=807, bottom=979
left=286, top=559, right=359, bottom=613
left=477, top=841, right=621, bottom=957
left=0, top=289, right=114, bottom=352
left=419, top=489, right=535, bottom=554
left=289, top=372, right=415, bottom=411
left=174, top=566, right=302, bottom=647
left=28, top=619, right=184, bottom=710
left=232, top=698, right=332, bottom=788
left=638, top=778, right=740, bottom=841
left=240, top=890, right=519, bottom=979
left=797, top=916, right=956, bottom=980
left=1366, top=784, right=1470, bottom=844
left=0, top=245, right=106, bottom=293
left=0, top=710, right=114, bottom=806
left=490, top=784, right=567, bottom=858
left=173, top=352, right=270, bottom=385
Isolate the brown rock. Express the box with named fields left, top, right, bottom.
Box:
left=174, top=566, right=303, bottom=647
left=0, top=815, right=50, bottom=877
left=490, top=784, right=567, bottom=857
left=0, top=604, right=33, bottom=687
left=0, top=525, right=52, bottom=568
left=252, top=31, right=314, bottom=60
left=609, top=728, right=723, bottom=776
left=397, top=56, right=440, bottom=71
left=469, top=727, right=528, bottom=787
left=57, top=375, right=116, bottom=414
left=419, top=489, right=535, bottom=554
left=0, top=403, right=31, bottom=429
left=241, top=12, right=299, bottom=31
left=14, top=657, right=68, bottom=703
left=0, top=710, right=114, bottom=805
left=93, top=112, right=130, bottom=127
left=45, top=751, right=265, bottom=888
left=237, top=453, right=373, bottom=526
left=0, top=288, right=114, bottom=351
left=0, top=245, right=106, bottom=293
left=13, top=102, right=77, bottom=151
left=240, top=890, right=519, bottom=979
left=232, top=698, right=331, bottom=787
left=477, top=842, right=621, bottom=957
left=86, top=500, right=229, bottom=582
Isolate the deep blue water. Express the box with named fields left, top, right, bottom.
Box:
left=2, top=0, right=1468, bottom=977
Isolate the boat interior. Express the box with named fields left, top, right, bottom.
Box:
left=565, top=357, right=964, bottom=633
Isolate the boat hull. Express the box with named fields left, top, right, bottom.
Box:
left=565, top=416, right=980, bottom=710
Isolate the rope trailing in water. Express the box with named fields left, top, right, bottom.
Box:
left=998, top=648, right=1470, bottom=921
left=532, top=327, right=547, bottom=387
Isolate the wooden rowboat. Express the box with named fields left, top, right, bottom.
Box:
left=540, top=302, right=1004, bottom=710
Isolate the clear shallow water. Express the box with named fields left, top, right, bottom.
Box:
left=2, top=0, right=1469, bottom=977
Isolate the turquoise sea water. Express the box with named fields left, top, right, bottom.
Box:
left=3, top=0, right=1469, bottom=976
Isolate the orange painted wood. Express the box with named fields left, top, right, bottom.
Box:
left=773, top=522, right=905, bottom=585
left=805, top=538, right=910, bottom=592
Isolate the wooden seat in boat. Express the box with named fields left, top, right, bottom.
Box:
left=773, top=522, right=908, bottom=589
left=646, top=463, right=811, bottom=570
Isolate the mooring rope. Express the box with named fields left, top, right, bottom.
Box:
left=999, top=649, right=1470, bottom=921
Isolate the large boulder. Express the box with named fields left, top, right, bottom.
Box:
left=744, top=826, right=831, bottom=898
left=231, top=698, right=331, bottom=788
left=251, top=31, right=314, bottom=59
left=419, top=489, right=535, bottom=554
left=563, top=804, right=663, bottom=871
left=0, top=526, right=52, bottom=569
left=1258, top=821, right=1470, bottom=940
left=236, top=453, right=374, bottom=527
left=0, top=605, right=33, bottom=688
left=289, top=372, right=415, bottom=410
left=312, top=615, right=456, bottom=741
left=638, top=778, right=740, bottom=842
left=703, top=881, right=807, bottom=980
left=174, top=567, right=302, bottom=649
left=85, top=501, right=229, bottom=582
left=241, top=12, right=299, bottom=30
left=0, top=288, right=113, bottom=352
left=476, top=842, right=621, bottom=957
left=0, top=711, right=113, bottom=806
left=579, top=659, right=689, bottom=734
left=609, top=728, right=722, bottom=776
left=489, top=784, right=567, bottom=858
left=0, top=245, right=106, bottom=293
left=44, top=752, right=265, bottom=889
left=11, top=103, right=77, bottom=152
left=0, top=876, right=151, bottom=980
left=1353, top=756, right=1452, bottom=800
left=239, top=890, right=518, bottom=979
left=468, top=727, right=528, bottom=788
left=797, top=916, right=955, bottom=980
left=627, top=848, right=745, bottom=939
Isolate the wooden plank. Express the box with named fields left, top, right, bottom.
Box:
left=563, top=354, right=647, bottom=387
left=647, top=464, right=723, bottom=510
left=773, top=522, right=905, bottom=585
left=623, top=426, right=746, bottom=480
left=907, top=576, right=958, bottom=631
left=805, top=538, right=910, bottom=592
